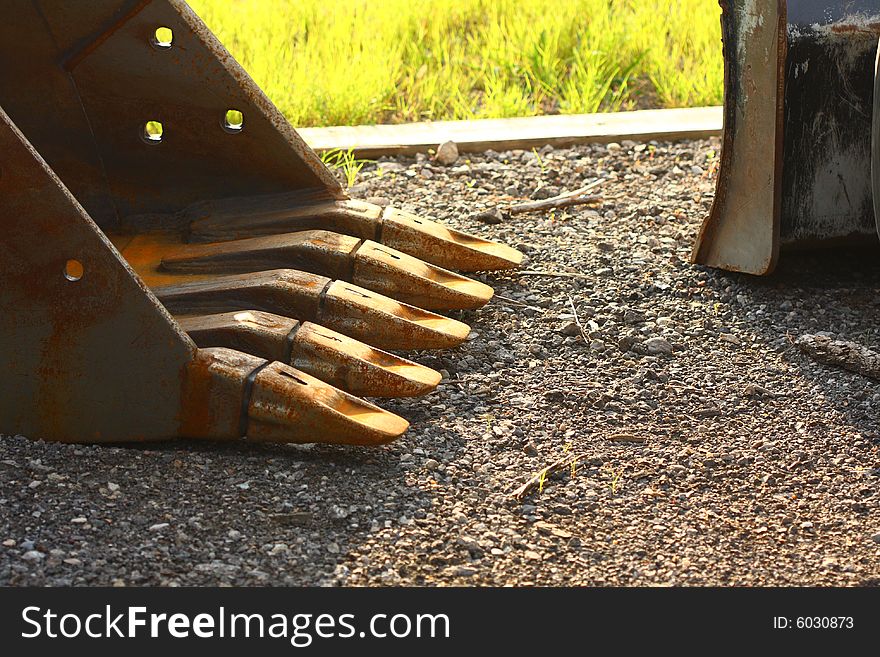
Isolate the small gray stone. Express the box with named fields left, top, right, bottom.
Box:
left=560, top=321, right=581, bottom=337
left=643, top=337, right=673, bottom=355
left=473, top=208, right=505, bottom=225
left=434, top=141, right=460, bottom=166
left=451, top=566, right=477, bottom=577
left=624, top=308, right=647, bottom=324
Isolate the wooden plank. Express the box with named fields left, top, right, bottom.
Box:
left=299, top=106, right=723, bottom=158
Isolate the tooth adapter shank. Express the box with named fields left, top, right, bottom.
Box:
left=154, top=270, right=471, bottom=350
left=160, top=230, right=493, bottom=310
left=178, top=311, right=441, bottom=397
left=187, top=199, right=523, bottom=271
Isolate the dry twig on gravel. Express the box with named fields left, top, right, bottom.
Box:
left=567, top=295, right=589, bottom=344
left=797, top=334, right=880, bottom=380
left=506, top=179, right=605, bottom=215
left=518, top=270, right=591, bottom=279
left=512, top=453, right=586, bottom=501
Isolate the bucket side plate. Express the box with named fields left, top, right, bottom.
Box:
left=693, top=1, right=786, bottom=275
left=0, top=107, right=195, bottom=442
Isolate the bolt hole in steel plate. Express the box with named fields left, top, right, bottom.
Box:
left=64, top=259, right=84, bottom=282
left=143, top=120, right=164, bottom=144
left=223, top=109, right=244, bottom=133
left=153, top=26, right=173, bottom=49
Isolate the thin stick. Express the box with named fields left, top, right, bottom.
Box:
left=512, top=453, right=586, bottom=501
left=518, top=270, right=590, bottom=279
left=567, top=294, right=589, bottom=344
left=506, top=179, right=606, bottom=215
left=493, top=294, right=544, bottom=312
left=507, top=194, right=603, bottom=215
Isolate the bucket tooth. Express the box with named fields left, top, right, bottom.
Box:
left=181, top=348, right=408, bottom=445
left=178, top=310, right=301, bottom=364
left=248, top=360, right=410, bottom=445
left=178, top=311, right=442, bottom=397
left=320, top=280, right=471, bottom=350
left=159, top=230, right=494, bottom=309
left=289, top=321, right=442, bottom=397
left=154, top=269, right=471, bottom=351
left=187, top=199, right=523, bottom=271
left=350, top=240, right=493, bottom=310
left=0, top=0, right=523, bottom=449
left=380, top=206, right=523, bottom=272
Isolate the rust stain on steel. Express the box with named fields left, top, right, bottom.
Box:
left=692, top=0, right=786, bottom=275
left=828, top=22, right=880, bottom=34
left=0, top=0, right=342, bottom=232
left=154, top=270, right=471, bottom=351
left=0, top=0, right=523, bottom=447
left=187, top=198, right=523, bottom=271
left=64, top=0, right=154, bottom=71
left=0, top=105, right=194, bottom=443
left=179, top=312, right=440, bottom=397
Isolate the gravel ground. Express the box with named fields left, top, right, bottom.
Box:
left=3, top=137, right=880, bottom=586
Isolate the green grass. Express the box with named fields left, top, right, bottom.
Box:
left=190, top=0, right=723, bottom=127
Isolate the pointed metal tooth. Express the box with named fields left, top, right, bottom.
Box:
left=291, top=322, right=441, bottom=397
left=153, top=269, right=471, bottom=351
left=160, top=230, right=493, bottom=310
left=319, top=280, right=471, bottom=350
left=177, top=311, right=442, bottom=397
left=186, top=198, right=523, bottom=271
left=181, top=348, right=408, bottom=446
left=248, top=361, right=410, bottom=445
left=380, top=207, right=524, bottom=272
left=350, top=240, right=493, bottom=310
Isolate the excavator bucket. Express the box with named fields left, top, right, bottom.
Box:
left=693, top=1, right=880, bottom=275
left=0, top=0, right=521, bottom=446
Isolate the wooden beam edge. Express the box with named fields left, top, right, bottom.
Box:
left=299, top=106, right=723, bottom=158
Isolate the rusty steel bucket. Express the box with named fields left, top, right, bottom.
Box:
left=694, top=0, right=880, bottom=275
left=0, top=0, right=521, bottom=446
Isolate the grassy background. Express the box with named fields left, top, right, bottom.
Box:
left=189, top=0, right=723, bottom=127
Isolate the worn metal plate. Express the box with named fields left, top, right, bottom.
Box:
left=0, top=0, right=342, bottom=232
left=0, top=106, right=195, bottom=442
left=693, top=0, right=786, bottom=275
left=782, top=0, right=880, bottom=243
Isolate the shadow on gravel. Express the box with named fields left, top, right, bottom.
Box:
left=0, top=431, right=436, bottom=586
left=701, top=245, right=880, bottom=445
